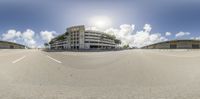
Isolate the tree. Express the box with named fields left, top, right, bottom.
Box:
left=44, top=43, right=49, bottom=48
left=57, top=35, right=65, bottom=41
left=114, top=39, right=121, bottom=45
left=123, top=44, right=129, bottom=49
left=101, top=34, right=116, bottom=40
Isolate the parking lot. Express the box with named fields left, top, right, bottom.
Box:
left=0, top=49, right=200, bottom=99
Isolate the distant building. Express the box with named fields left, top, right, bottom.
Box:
left=0, top=41, right=25, bottom=49
left=142, top=40, right=200, bottom=49
left=49, top=25, right=121, bottom=50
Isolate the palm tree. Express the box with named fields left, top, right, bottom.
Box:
left=114, top=39, right=121, bottom=45
left=44, top=43, right=49, bottom=49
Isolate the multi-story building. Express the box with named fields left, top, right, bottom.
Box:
left=49, top=25, right=121, bottom=50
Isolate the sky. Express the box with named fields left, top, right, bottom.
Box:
left=0, top=0, right=200, bottom=48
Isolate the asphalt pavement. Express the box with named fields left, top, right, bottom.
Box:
left=0, top=49, right=200, bottom=99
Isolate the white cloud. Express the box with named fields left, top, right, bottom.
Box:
left=105, top=24, right=167, bottom=48
left=105, top=24, right=135, bottom=46
left=24, top=39, right=36, bottom=47
left=143, top=24, right=152, bottom=32
left=119, top=24, right=135, bottom=35
left=2, top=29, right=21, bottom=40
left=175, top=32, right=190, bottom=37
left=191, top=37, right=200, bottom=40
left=40, top=31, right=56, bottom=42
left=37, top=44, right=44, bottom=49
left=165, top=32, right=171, bottom=36
left=132, top=31, right=167, bottom=48
left=22, top=29, right=35, bottom=40
left=1, top=29, right=37, bottom=48
left=1, top=29, right=57, bottom=48
left=21, top=29, right=36, bottom=48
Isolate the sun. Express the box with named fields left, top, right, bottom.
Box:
left=89, top=16, right=112, bottom=30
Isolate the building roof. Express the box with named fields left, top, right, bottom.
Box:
left=0, top=40, right=25, bottom=47
left=85, top=30, right=104, bottom=33
left=142, top=39, right=200, bottom=48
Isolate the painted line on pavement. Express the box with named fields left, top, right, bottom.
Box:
left=46, top=55, right=62, bottom=64
left=12, top=56, right=26, bottom=64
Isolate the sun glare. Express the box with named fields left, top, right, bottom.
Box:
left=90, top=16, right=112, bottom=30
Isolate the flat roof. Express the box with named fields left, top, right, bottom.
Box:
left=0, top=40, right=25, bottom=47
left=143, top=39, right=200, bottom=48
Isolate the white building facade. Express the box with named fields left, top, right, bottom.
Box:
left=49, top=25, right=120, bottom=50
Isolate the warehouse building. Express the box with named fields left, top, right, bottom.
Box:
left=0, top=41, right=25, bottom=49
left=49, top=25, right=121, bottom=50
left=142, top=40, right=200, bottom=49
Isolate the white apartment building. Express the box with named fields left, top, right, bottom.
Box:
left=49, top=25, right=120, bottom=50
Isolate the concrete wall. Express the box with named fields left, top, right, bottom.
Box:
left=79, top=27, right=85, bottom=49
left=143, top=40, right=200, bottom=49
left=0, top=42, right=25, bottom=49
left=155, top=43, right=170, bottom=49
left=177, top=42, right=192, bottom=49
left=67, top=25, right=85, bottom=50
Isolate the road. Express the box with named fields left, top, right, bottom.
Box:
left=0, top=49, right=200, bottom=99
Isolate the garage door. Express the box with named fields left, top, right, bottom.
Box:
left=170, top=44, right=177, bottom=49
left=192, top=44, right=199, bottom=49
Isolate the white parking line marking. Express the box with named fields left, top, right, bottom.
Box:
left=46, top=55, right=62, bottom=64
left=12, top=56, right=26, bottom=64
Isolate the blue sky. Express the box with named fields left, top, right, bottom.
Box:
left=0, top=0, right=200, bottom=47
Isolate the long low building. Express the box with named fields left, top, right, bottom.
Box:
left=49, top=25, right=121, bottom=50
left=142, top=40, right=200, bottom=49
left=0, top=41, right=25, bottom=49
